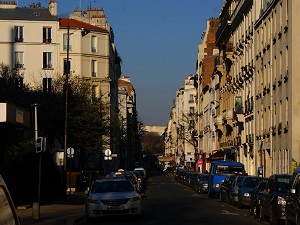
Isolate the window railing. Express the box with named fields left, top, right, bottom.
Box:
left=43, top=38, right=52, bottom=43
left=15, top=63, right=24, bottom=69
left=92, top=47, right=96, bottom=52
left=63, top=45, right=72, bottom=51
left=92, top=72, right=96, bottom=77
left=15, top=38, right=23, bottom=42
left=43, top=64, right=52, bottom=69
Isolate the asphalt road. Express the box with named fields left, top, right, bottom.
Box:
left=77, top=171, right=268, bottom=225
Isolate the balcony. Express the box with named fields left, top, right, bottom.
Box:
left=225, top=109, right=233, bottom=120
left=216, top=8, right=232, bottom=45
left=214, top=115, right=223, bottom=125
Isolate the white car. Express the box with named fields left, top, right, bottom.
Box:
left=134, top=167, right=147, bottom=179
left=85, top=177, right=143, bottom=219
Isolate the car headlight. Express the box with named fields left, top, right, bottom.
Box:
left=87, top=198, right=101, bottom=204
left=243, top=193, right=250, bottom=198
left=130, top=196, right=141, bottom=202
left=277, top=196, right=286, bottom=205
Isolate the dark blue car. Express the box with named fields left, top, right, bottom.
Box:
left=259, top=174, right=291, bottom=224
left=237, top=176, right=267, bottom=208
left=249, top=180, right=267, bottom=217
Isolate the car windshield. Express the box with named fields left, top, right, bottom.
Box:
left=276, top=177, right=291, bottom=193
left=92, top=180, right=135, bottom=193
left=243, top=177, right=264, bottom=188
left=216, top=165, right=244, bottom=175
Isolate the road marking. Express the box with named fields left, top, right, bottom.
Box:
left=221, top=210, right=240, bottom=216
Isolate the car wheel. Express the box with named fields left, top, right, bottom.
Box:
left=237, top=197, right=243, bottom=209
left=249, top=205, right=253, bottom=216
left=259, top=205, right=265, bottom=222
left=253, top=206, right=258, bottom=218
left=284, top=214, right=290, bottom=225
left=270, top=210, right=278, bottom=225
left=226, top=195, right=230, bottom=204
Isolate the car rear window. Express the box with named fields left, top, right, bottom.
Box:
left=243, top=177, right=264, bottom=188
left=92, top=180, right=135, bottom=193
left=276, top=177, right=291, bottom=193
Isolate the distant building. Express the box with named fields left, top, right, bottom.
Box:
left=118, top=76, right=141, bottom=170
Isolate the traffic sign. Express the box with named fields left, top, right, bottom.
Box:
left=197, top=159, right=203, bottom=165
left=35, top=137, right=44, bottom=153
left=104, top=156, right=112, bottom=160
left=105, top=149, right=111, bottom=157
left=67, top=147, right=74, bottom=155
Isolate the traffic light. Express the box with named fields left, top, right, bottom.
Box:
left=36, top=137, right=43, bottom=153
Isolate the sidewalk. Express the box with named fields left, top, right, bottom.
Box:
left=16, top=193, right=86, bottom=225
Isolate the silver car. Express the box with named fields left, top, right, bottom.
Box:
left=85, top=177, right=143, bottom=218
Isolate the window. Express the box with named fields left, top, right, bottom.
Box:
left=91, top=36, right=97, bottom=52
left=189, top=107, right=194, bottom=115
left=189, top=94, right=194, bottom=103
left=92, top=85, right=97, bottom=100
left=14, top=26, right=23, bottom=42
left=43, top=27, right=52, bottom=43
left=15, top=51, right=24, bottom=68
left=63, top=58, right=71, bottom=75
left=92, top=60, right=97, bottom=77
left=43, top=78, right=52, bottom=93
left=43, top=52, right=52, bottom=69
left=63, top=33, right=71, bottom=51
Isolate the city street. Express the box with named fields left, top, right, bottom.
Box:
left=77, top=172, right=267, bottom=225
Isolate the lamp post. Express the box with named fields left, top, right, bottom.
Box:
left=63, top=23, right=90, bottom=193
left=64, top=23, right=70, bottom=170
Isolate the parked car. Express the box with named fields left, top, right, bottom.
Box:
left=259, top=174, right=291, bottom=224
left=0, top=174, right=21, bottom=225
left=189, top=173, right=200, bottom=190
left=134, top=167, right=147, bottom=180
left=236, top=176, right=266, bottom=209
left=85, top=177, right=143, bottom=219
left=285, top=167, right=300, bottom=225
left=228, top=176, right=245, bottom=205
left=220, top=175, right=236, bottom=203
left=195, top=174, right=209, bottom=193
left=249, top=180, right=267, bottom=218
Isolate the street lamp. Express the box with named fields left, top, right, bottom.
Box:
left=63, top=23, right=90, bottom=169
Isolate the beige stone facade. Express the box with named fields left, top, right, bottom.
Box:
left=166, top=0, right=300, bottom=176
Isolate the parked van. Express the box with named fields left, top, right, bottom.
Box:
left=208, top=160, right=246, bottom=197
left=0, top=174, right=20, bottom=225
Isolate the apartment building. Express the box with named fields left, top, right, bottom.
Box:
left=196, top=18, right=220, bottom=172
left=118, top=76, right=140, bottom=170
left=166, top=75, right=197, bottom=167
left=0, top=1, right=59, bottom=88
left=0, top=1, right=123, bottom=170
left=194, top=0, right=300, bottom=176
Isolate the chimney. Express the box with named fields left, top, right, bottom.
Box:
left=49, top=0, right=57, bottom=16
left=0, top=1, right=17, bottom=9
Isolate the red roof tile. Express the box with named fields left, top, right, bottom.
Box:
left=59, top=18, right=107, bottom=32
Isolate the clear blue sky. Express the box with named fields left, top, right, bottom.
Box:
left=19, top=0, right=224, bottom=126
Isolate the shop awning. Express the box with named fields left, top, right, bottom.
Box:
left=208, top=150, right=225, bottom=162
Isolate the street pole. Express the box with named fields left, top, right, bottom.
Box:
left=32, top=103, right=40, bottom=220
left=64, top=23, right=70, bottom=171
